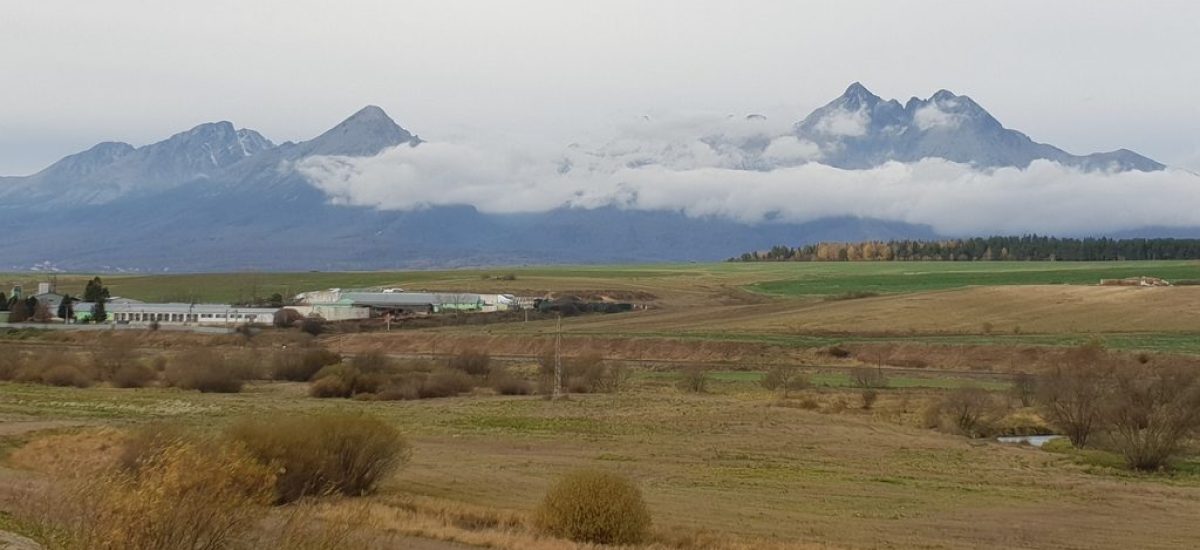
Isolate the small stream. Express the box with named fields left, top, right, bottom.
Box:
left=996, top=435, right=1063, bottom=447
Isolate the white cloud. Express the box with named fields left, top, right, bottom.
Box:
left=761, top=136, right=822, bottom=163
left=297, top=123, right=1200, bottom=237
left=812, top=107, right=870, bottom=137
left=913, top=102, right=963, bottom=131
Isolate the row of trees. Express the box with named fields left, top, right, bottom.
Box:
left=733, top=236, right=1200, bottom=262
left=1, top=277, right=109, bottom=323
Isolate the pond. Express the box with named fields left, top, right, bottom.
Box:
left=996, top=435, right=1063, bottom=447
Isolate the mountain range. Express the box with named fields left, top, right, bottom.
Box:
left=0, top=84, right=1179, bottom=271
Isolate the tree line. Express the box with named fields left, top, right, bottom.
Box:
left=732, top=236, right=1200, bottom=262
left=1, top=276, right=109, bottom=323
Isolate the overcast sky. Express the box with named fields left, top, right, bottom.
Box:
left=2, top=0, right=1198, bottom=176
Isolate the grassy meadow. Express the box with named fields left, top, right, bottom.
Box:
left=4, top=260, right=1200, bottom=548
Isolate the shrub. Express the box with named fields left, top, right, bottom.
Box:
left=535, top=470, right=651, bottom=545
left=860, top=389, right=879, bottom=409
left=274, top=308, right=305, bottom=328
left=272, top=347, right=342, bottom=381
left=310, top=375, right=354, bottom=398
left=376, top=374, right=424, bottom=401
left=488, top=365, right=533, bottom=395
left=420, top=367, right=475, bottom=398
left=91, top=335, right=138, bottom=382
left=111, top=363, right=158, bottom=388
left=826, top=345, right=852, bottom=358
left=53, top=440, right=274, bottom=550
left=117, top=422, right=195, bottom=472
left=761, top=366, right=809, bottom=397
left=164, top=349, right=245, bottom=393
left=42, top=365, right=94, bottom=388
left=226, top=412, right=410, bottom=503
left=0, top=350, right=23, bottom=381
left=850, top=366, right=888, bottom=389
left=1037, top=345, right=1112, bottom=447
left=939, top=386, right=997, bottom=437
left=1105, top=361, right=1200, bottom=471
left=538, top=352, right=627, bottom=395
left=301, top=318, right=325, bottom=336
left=310, top=363, right=386, bottom=398
left=448, top=350, right=491, bottom=376
left=1011, top=371, right=1037, bottom=407
left=677, top=366, right=709, bottom=393
left=350, top=350, right=393, bottom=373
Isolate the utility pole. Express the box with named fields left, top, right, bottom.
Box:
left=553, top=313, right=563, bottom=400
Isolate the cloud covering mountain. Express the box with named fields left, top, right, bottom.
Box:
left=296, top=84, right=1196, bottom=237
left=2, top=83, right=1198, bottom=271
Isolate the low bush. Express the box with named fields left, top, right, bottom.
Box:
left=825, top=345, right=852, bottom=358
left=117, top=422, right=195, bottom=472
left=935, top=386, right=999, bottom=437
left=350, top=350, right=393, bottom=373
left=535, top=469, right=651, bottom=545
left=538, top=352, right=629, bottom=395
left=165, top=349, right=245, bottom=393
left=42, top=364, right=94, bottom=388
left=375, top=374, right=424, bottom=401
left=111, top=362, right=158, bottom=388
left=51, top=440, right=274, bottom=550
left=271, top=347, right=342, bottom=381
left=310, top=375, right=354, bottom=398
left=488, top=365, right=533, bottom=395
left=300, top=318, right=325, bottom=336
left=860, top=389, right=879, bottom=409
left=850, top=366, right=888, bottom=389
left=310, top=363, right=386, bottom=398
left=0, top=351, right=22, bottom=381
left=761, top=366, right=809, bottom=397
left=420, top=368, right=475, bottom=398
left=226, top=412, right=410, bottom=503
left=448, top=350, right=491, bottom=376
left=677, top=366, right=709, bottom=393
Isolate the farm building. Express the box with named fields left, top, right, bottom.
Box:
left=294, top=288, right=513, bottom=315
left=78, top=302, right=280, bottom=326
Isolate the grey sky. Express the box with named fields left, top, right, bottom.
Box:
left=2, top=0, right=1198, bottom=176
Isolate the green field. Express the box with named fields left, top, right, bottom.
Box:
left=745, top=260, right=1200, bottom=296
left=4, top=260, right=1198, bottom=303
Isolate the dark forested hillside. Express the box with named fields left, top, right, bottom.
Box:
left=733, top=236, right=1200, bottom=262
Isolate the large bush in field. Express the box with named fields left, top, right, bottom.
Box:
left=270, top=347, right=342, bottom=381
left=535, top=470, right=651, bottom=545
left=57, top=440, right=274, bottom=550
left=226, top=412, right=410, bottom=503
left=164, top=349, right=245, bottom=393
left=448, top=350, right=491, bottom=376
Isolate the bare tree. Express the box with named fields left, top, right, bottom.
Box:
left=1036, top=345, right=1111, bottom=447
left=761, top=366, right=810, bottom=398
left=850, top=365, right=887, bottom=389
left=940, top=386, right=996, bottom=436
left=1106, top=361, right=1200, bottom=471
left=1011, top=371, right=1037, bottom=407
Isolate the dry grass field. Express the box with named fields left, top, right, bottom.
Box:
left=3, top=261, right=1200, bottom=548
left=2, top=374, right=1200, bottom=549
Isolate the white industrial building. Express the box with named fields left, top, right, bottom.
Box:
left=293, top=288, right=520, bottom=314
left=103, top=303, right=280, bottom=326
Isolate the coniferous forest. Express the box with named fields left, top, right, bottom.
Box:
left=732, top=236, right=1200, bottom=262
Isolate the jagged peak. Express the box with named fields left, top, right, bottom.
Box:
left=843, top=82, right=875, bottom=98
left=299, top=105, right=418, bottom=157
